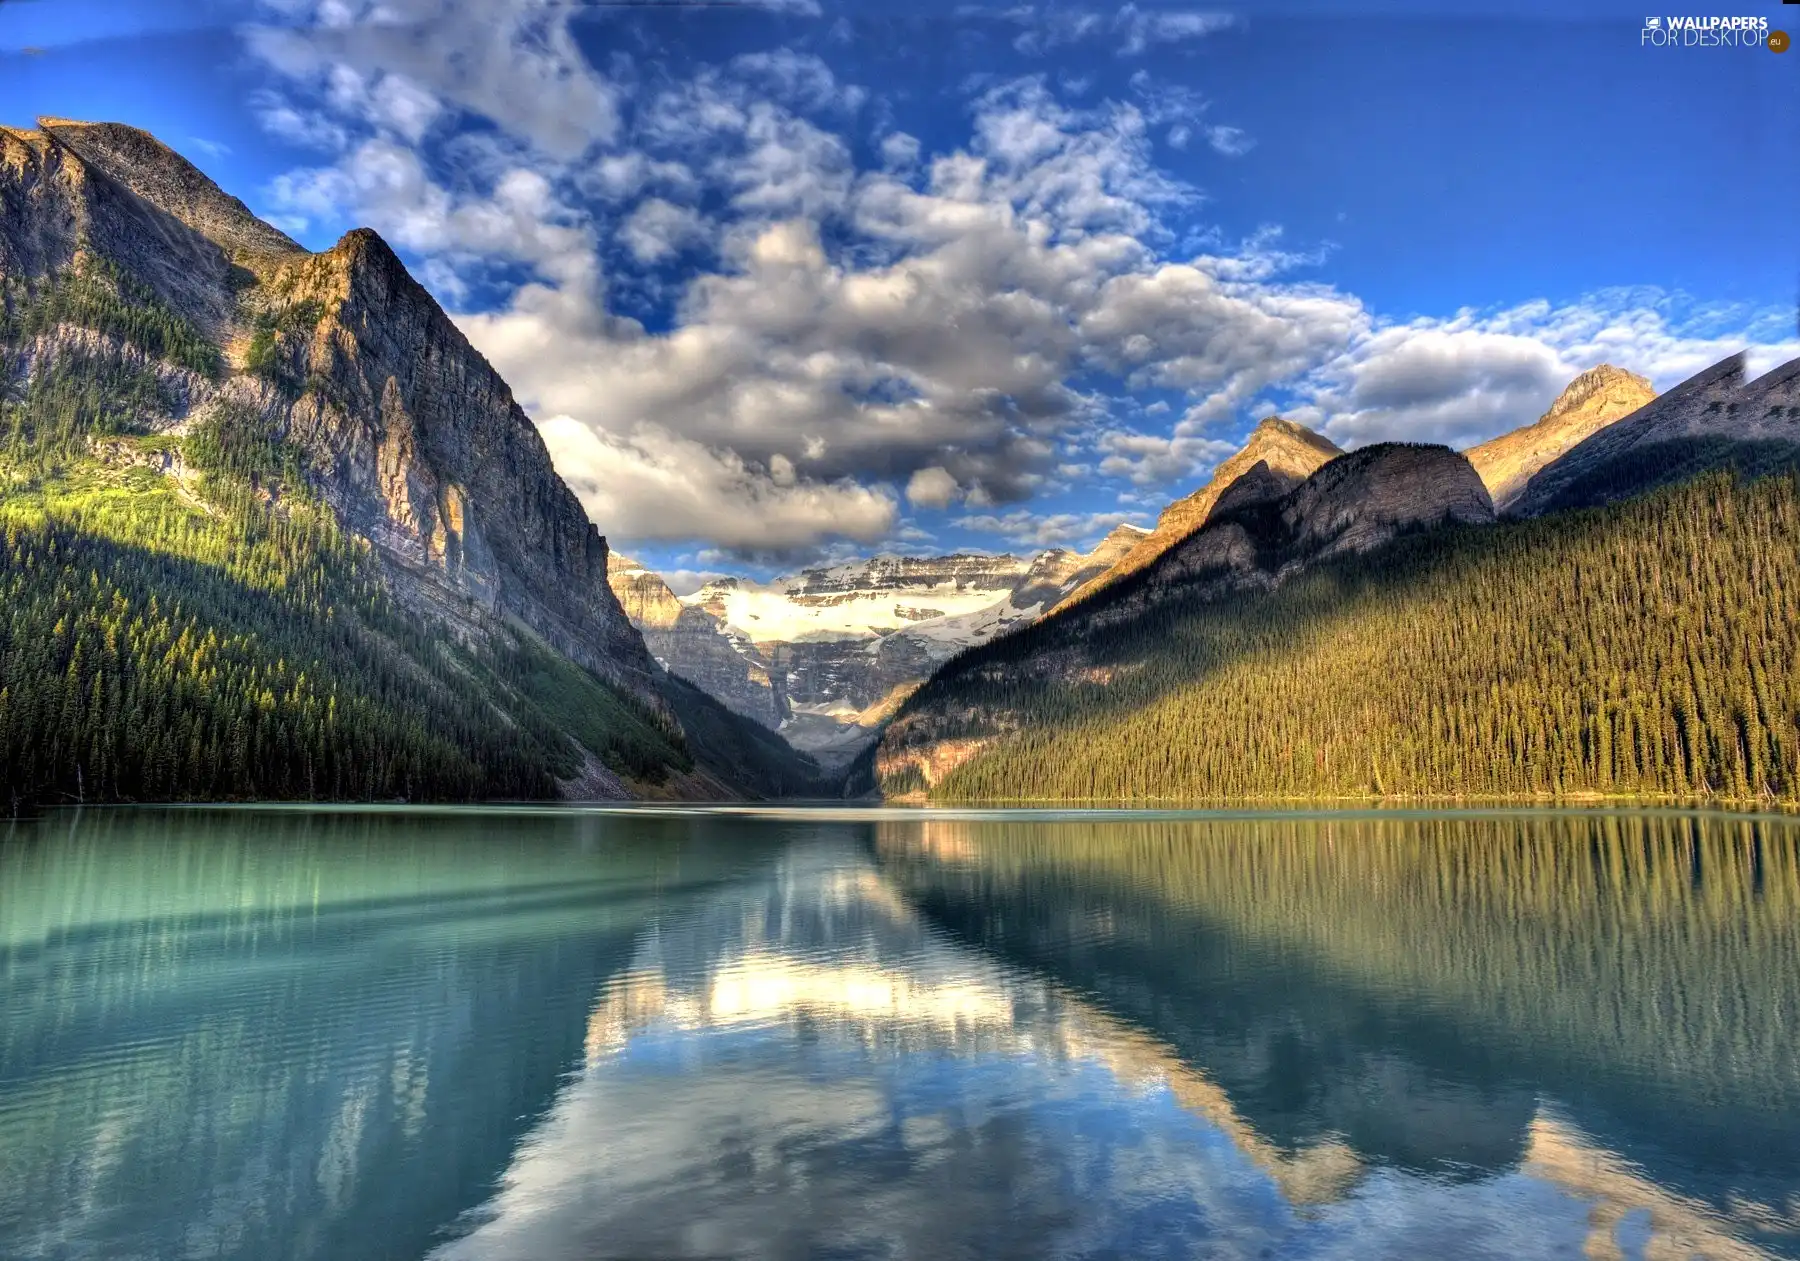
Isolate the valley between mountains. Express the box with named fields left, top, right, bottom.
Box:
left=4, top=121, right=1799, bottom=807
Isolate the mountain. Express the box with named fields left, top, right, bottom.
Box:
left=1510, top=351, right=1800, bottom=518
left=607, top=554, right=789, bottom=729
left=867, top=418, right=1800, bottom=805
left=1054, top=417, right=1342, bottom=613
left=1465, top=364, right=1656, bottom=511
left=0, top=119, right=817, bottom=805
left=874, top=443, right=1496, bottom=794
left=606, top=526, right=1147, bottom=769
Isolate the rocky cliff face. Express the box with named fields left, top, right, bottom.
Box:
left=1466, top=365, right=1656, bottom=511
left=1086, top=444, right=1494, bottom=627
left=1, top=119, right=659, bottom=702
left=1511, top=352, right=1800, bottom=517
left=606, top=553, right=684, bottom=630
left=608, top=555, right=789, bottom=730
left=1055, top=417, right=1342, bottom=612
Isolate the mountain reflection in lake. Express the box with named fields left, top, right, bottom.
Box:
left=2, top=808, right=1798, bottom=1259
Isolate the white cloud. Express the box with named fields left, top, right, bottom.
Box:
left=656, top=568, right=732, bottom=597
left=247, top=0, right=620, bottom=159
left=252, top=91, right=349, bottom=152
left=619, top=198, right=711, bottom=264
left=879, top=131, right=922, bottom=170
left=243, top=9, right=1797, bottom=560
left=268, top=138, right=596, bottom=285
left=540, top=416, right=897, bottom=555
left=731, top=49, right=866, bottom=114
left=1115, top=5, right=1235, bottom=56
left=1290, top=296, right=1800, bottom=451
left=954, top=507, right=1150, bottom=548
left=905, top=466, right=962, bottom=509
left=1003, top=5, right=1235, bottom=57
left=1205, top=125, right=1254, bottom=157
left=1095, top=431, right=1238, bottom=486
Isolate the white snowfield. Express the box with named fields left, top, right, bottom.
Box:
left=682, top=555, right=1039, bottom=645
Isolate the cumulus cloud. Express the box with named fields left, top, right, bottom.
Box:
left=243, top=5, right=1795, bottom=560
left=247, top=0, right=621, bottom=158
left=540, top=417, right=897, bottom=555
left=657, top=568, right=732, bottom=597
left=953, top=507, right=1150, bottom=549
left=905, top=467, right=962, bottom=509
left=1290, top=296, right=1800, bottom=450
left=268, top=138, right=595, bottom=284
left=1096, top=431, right=1238, bottom=486
left=619, top=198, right=711, bottom=264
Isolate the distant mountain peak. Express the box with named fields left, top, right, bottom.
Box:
left=1545, top=363, right=1652, bottom=415
left=1051, top=416, right=1342, bottom=613
left=1467, top=363, right=1657, bottom=511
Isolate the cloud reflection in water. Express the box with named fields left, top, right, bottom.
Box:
left=430, top=837, right=1706, bottom=1261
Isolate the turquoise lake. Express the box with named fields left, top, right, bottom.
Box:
left=2, top=806, right=1798, bottom=1259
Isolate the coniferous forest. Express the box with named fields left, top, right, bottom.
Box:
left=881, top=466, right=1800, bottom=804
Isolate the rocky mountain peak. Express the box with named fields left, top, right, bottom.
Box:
left=1467, top=363, right=1656, bottom=511
left=1543, top=364, right=1653, bottom=419
left=607, top=555, right=685, bottom=631
left=0, top=120, right=660, bottom=705
left=35, top=118, right=304, bottom=262
left=1052, top=417, right=1343, bottom=613
left=1511, top=351, right=1800, bottom=518
left=1280, top=443, right=1494, bottom=559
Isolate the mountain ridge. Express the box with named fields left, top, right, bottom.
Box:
left=0, top=118, right=817, bottom=802
left=1053, top=416, right=1343, bottom=613
left=1511, top=352, right=1800, bottom=517
left=863, top=352, right=1800, bottom=806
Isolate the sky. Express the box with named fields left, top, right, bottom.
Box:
left=1, top=0, right=1796, bottom=588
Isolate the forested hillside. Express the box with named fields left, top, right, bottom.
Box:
left=874, top=466, right=1800, bottom=804
left=0, top=121, right=822, bottom=808
left=0, top=274, right=690, bottom=806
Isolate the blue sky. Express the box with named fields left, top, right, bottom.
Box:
left=2, top=0, right=1795, bottom=586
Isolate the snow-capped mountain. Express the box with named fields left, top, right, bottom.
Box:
left=607, top=526, right=1147, bottom=768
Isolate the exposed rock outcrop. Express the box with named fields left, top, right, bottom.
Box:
left=0, top=118, right=660, bottom=702
left=1091, top=444, right=1494, bottom=625
left=1204, top=459, right=1301, bottom=524
left=1466, top=364, right=1656, bottom=511
left=1281, top=443, right=1495, bottom=560
left=606, top=553, right=684, bottom=630
left=1511, top=352, right=1800, bottom=517
left=1055, top=417, right=1342, bottom=612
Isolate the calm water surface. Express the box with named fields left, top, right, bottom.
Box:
left=2, top=806, right=1799, bottom=1259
